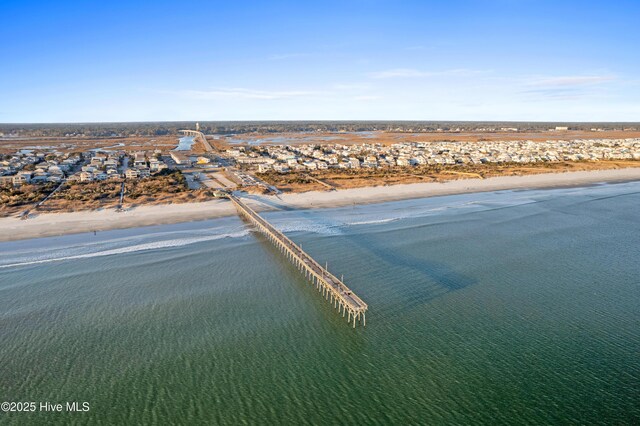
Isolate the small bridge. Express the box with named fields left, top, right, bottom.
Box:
left=179, top=129, right=213, bottom=152
left=229, top=194, right=368, bottom=327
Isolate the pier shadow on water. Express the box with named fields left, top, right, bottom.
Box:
left=236, top=193, right=479, bottom=321
left=335, top=227, right=478, bottom=319
left=244, top=210, right=477, bottom=322
left=245, top=225, right=371, bottom=332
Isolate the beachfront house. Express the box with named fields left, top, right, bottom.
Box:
left=138, top=167, right=151, bottom=178
left=348, top=158, right=361, bottom=169
left=125, top=169, right=140, bottom=179
left=134, top=152, right=147, bottom=167
left=257, top=164, right=272, bottom=173
left=13, top=172, right=32, bottom=185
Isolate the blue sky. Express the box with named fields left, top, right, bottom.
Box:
left=1, top=0, right=639, bottom=122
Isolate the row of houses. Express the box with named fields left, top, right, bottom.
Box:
left=70, top=151, right=168, bottom=182
left=2, top=148, right=177, bottom=186
left=0, top=150, right=83, bottom=186
left=230, top=138, right=640, bottom=173
left=68, top=151, right=124, bottom=182
left=124, top=152, right=169, bottom=179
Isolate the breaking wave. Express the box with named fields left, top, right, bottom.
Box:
left=0, top=230, right=249, bottom=269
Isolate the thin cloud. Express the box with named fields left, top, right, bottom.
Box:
left=353, top=95, right=381, bottom=101
left=527, top=75, right=615, bottom=87
left=368, top=68, right=488, bottom=79
left=521, top=75, right=616, bottom=101
left=162, top=85, right=384, bottom=102
left=521, top=88, right=585, bottom=101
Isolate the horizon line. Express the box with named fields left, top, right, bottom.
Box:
left=2, top=119, right=640, bottom=126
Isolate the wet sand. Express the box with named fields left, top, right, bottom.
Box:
left=2, top=168, right=639, bottom=242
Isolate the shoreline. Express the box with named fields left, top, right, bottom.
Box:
left=2, top=168, right=640, bottom=243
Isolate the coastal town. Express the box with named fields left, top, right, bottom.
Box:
left=4, top=135, right=640, bottom=184
left=2, top=131, right=640, bottom=216
left=0, top=144, right=223, bottom=216
left=0, top=149, right=169, bottom=186
left=232, top=137, right=640, bottom=173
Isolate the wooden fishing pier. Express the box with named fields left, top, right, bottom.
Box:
left=229, top=194, right=368, bottom=327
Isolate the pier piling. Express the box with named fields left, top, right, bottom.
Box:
left=229, top=194, right=368, bottom=327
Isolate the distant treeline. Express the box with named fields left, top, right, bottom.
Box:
left=1, top=121, right=638, bottom=138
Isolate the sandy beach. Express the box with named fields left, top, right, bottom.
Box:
left=2, top=167, right=639, bottom=243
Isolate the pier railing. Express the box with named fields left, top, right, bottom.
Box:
left=229, top=194, right=368, bottom=327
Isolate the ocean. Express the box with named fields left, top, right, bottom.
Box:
left=1, top=182, right=639, bottom=424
